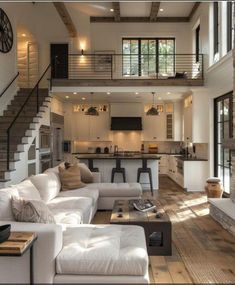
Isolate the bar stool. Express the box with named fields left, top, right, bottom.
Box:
left=137, top=158, right=153, bottom=196
left=88, top=159, right=99, bottom=172
left=111, top=158, right=126, bottom=182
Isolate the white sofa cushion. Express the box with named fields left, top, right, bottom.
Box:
left=51, top=209, right=82, bottom=225
left=47, top=196, right=93, bottom=224
left=87, top=183, right=142, bottom=197
left=56, top=224, right=148, bottom=276
left=14, top=180, right=41, bottom=201
left=30, top=172, right=61, bottom=203
left=57, top=187, right=99, bottom=206
left=0, top=187, right=19, bottom=221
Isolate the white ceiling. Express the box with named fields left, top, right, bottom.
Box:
left=54, top=91, right=184, bottom=104
left=65, top=2, right=196, bottom=18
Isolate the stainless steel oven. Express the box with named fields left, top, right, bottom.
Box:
left=40, top=152, right=51, bottom=173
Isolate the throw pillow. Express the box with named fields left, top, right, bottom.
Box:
left=11, top=197, right=55, bottom=224
left=14, top=180, right=41, bottom=201
left=78, top=163, right=93, bottom=183
left=30, top=172, right=61, bottom=203
left=63, top=162, right=93, bottom=183
left=59, top=164, right=86, bottom=191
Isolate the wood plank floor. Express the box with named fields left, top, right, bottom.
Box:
left=92, top=176, right=235, bottom=284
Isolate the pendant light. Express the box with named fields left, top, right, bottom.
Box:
left=85, top=92, right=99, bottom=116
left=146, top=92, right=159, bottom=116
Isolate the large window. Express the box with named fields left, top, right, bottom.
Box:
left=213, top=2, right=219, bottom=58
left=227, top=2, right=233, bottom=52
left=214, top=92, right=233, bottom=195
left=122, top=38, right=175, bottom=77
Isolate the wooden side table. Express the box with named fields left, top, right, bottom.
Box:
left=0, top=231, right=37, bottom=284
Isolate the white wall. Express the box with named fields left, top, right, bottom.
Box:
left=90, top=22, right=192, bottom=54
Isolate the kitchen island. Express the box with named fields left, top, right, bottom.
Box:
left=75, top=153, right=161, bottom=191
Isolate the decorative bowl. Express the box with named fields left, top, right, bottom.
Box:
left=0, top=224, right=11, bottom=243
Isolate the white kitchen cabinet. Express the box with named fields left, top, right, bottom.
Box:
left=183, top=92, right=209, bottom=143
left=159, top=155, right=169, bottom=174
left=89, top=113, right=110, bottom=141
left=72, top=112, right=90, bottom=141
left=142, top=113, right=166, bottom=141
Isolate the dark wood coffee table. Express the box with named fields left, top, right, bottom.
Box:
left=110, top=199, right=172, bottom=256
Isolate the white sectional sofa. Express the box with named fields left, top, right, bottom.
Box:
left=0, top=166, right=149, bottom=284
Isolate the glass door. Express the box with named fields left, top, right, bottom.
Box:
left=214, top=92, right=233, bottom=195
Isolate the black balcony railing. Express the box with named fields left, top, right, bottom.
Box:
left=52, top=53, right=203, bottom=81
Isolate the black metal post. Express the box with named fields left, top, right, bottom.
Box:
left=7, top=129, right=10, bottom=171
left=36, top=85, right=39, bottom=113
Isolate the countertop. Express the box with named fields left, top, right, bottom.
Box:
left=76, top=154, right=161, bottom=160
left=177, top=156, right=208, bottom=161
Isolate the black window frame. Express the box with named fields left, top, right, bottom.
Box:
left=214, top=91, right=233, bottom=196
left=213, top=2, right=219, bottom=57
left=227, top=1, right=233, bottom=52
left=195, top=25, right=200, bottom=62
left=122, top=37, right=175, bottom=77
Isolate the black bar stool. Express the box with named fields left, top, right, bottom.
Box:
left=88, top=159, right=99, bottom=172
left=137, top=158, right=153, bottom=196
left=111, top=158, right=126, bottom=182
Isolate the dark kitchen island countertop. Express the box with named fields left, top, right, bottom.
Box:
left=75, top=153, right=161, bottom=160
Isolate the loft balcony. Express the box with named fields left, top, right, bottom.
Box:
left=52, top=53, right=204, bottom=87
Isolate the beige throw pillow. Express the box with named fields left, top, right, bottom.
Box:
left=11, top=197, right=55, bottom=224
left=78, top=163, right=93, bottom=183
left=59, top=164, right=86, bottom=191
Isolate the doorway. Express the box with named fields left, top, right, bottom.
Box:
left=50, top=43, right=68, bottom=79
left=214, top=92, right=233, bottom=195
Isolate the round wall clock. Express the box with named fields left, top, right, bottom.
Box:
left=0, top=8, right=13, bottom=53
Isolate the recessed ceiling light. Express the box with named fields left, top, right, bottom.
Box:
left=82, top=97, right=86, bottom=100
left=110, top=8, right=114, bottom=12
left=160, top=8, right=164, bottom=12
left=107, top=92, right=111, bottom=95
left=135, top=92, right=139, bottom=95
left=65, top=95, right=70, bottom=99
left=73, top=92, right=77, bottom=95
left=22, top=33, right=26, bottom=37
left=167, top=92, right=171, bottom=95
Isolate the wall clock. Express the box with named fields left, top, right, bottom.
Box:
left=0, top=8, right=13, bottom=53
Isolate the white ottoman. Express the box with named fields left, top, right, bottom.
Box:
left=55, top=224, right=149, bottom=284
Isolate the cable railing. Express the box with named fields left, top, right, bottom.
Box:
left=52, top=53, right=203, bottom=81
left=0, top=72, right=19, bottom=98
left=6, top=64, right=51, bottom=170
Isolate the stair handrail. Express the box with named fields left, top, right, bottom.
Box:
left=0, top=72, right=19, bottom=98
left=6, top=63, right=51, bottom=170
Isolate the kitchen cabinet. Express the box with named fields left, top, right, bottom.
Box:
left=159, top=155, right=169, bottom=174
left=72, top=112, right=90, bottom=141
left=183, top=93, right=209, bottom=143
left=142, top=112, right=165, bottom=141
left=89, top=113, right=110, bottom=141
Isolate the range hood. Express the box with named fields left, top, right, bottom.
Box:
left=111, top=117, right=142, bottom=131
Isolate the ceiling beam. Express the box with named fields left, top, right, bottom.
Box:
left=53, top=2, right=77, bottom=37
left=188, top=2, right=201, bottom=21
left=90, top=16, right=189, bottom=23
left=150, top=2, right=161, bottom=22
left=112, top=2, right=120, bottom=22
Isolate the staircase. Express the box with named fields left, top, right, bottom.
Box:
left=0, top=88, right=52, bottom=187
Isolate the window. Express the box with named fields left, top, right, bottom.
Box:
left=214, top=92, right=233, bottom=195
left=122, top=38, right=175, bottom=77
left=227, top=2, right=233, bottom=52
left=195, top=25, right=200, bottom=62
left=213, top=2, right=219, bottom=57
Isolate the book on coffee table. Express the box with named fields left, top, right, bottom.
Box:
left=132, top=199, right=156, bottom=212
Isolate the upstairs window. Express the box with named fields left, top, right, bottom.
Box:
left=122, top=38, right=175, bottom=77
left=227, top=2, right=233, bottom=52
left=213, top=2, right=219, bottom=59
